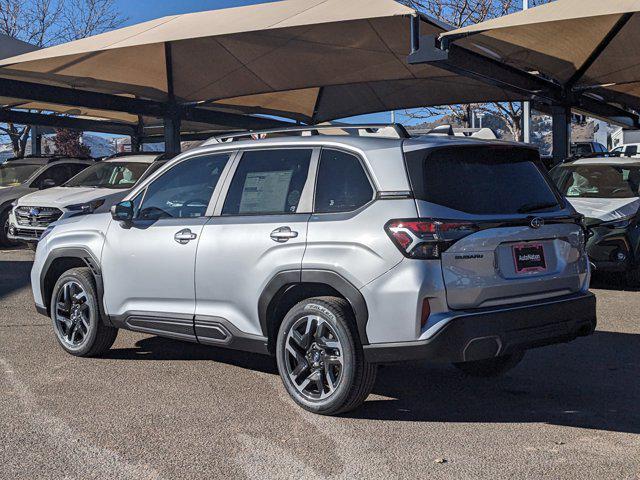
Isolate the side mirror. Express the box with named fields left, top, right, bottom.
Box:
left=111, top=200, right=134, bottom=223
left=40, top=178, right=56, bottom=190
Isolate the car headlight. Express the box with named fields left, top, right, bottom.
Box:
left=40, top=225, right=55, bottom=241
left=65, top=199, right=105, bottom=214
left=600, top=214, right=636, bottom=229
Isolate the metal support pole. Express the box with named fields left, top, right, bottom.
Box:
left=551, top=105, right=571, bottom=165
left=130, top=135, right=141, bottom=153
left=521, top=0, right=531, bottom=143
left=30, top=125, right=41, bottom=156
left=164, top=116, right=181, bottom=154
left=410, top=15, right=420, bottom=55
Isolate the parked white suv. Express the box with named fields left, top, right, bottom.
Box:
left=9, top=153, right=165, bottom=244
left=31, top=128, right=597, bottom=415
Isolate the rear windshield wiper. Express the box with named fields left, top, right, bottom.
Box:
left=517, top=201, right=559, bottom=214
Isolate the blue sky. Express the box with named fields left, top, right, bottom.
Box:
left=113, top=0, right=413, bottom=125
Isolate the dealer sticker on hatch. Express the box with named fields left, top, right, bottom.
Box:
left=513, top=243, right=547, bottom=273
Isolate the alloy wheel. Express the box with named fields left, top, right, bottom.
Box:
left=284, top=315, right=344, bottom=401
left=53, top=281, right=92, bottom=348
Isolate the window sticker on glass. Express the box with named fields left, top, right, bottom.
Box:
left=239, top=170, right=294, bottom=213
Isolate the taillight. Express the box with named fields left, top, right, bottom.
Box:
left=385, top=219, right=479, bottom=259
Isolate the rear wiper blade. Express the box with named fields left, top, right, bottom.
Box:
left=517, top=202, right=559, bottom=214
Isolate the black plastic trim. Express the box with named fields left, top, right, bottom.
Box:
left=258, top=270, right=301, bottom=337
left=195, top=315, right=269, bottom=354
left=39, top=247, right=108, bottom=323
left=364, top=292, right=596, bottom=364
left=301, top=270, right=369, bottom=344
left=258, top=269, right=370, bottom=345
left=110, top=311, right=198, bottom=342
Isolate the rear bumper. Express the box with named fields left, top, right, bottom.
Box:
left=363, top=292, right=596, bottom=363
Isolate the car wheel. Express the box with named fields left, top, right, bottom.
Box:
left=453, top=350, right=525, bottom=377
left=50, top=267, right=117, bottom=357
left=276, top=296, right=377, bottom=415
left=0, top=208, right=18, bottom=248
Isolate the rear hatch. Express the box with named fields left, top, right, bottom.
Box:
left=403, top=144, right=588, bottom=309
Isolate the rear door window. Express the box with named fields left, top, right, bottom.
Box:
left=222, top=149, right=312, bottom=215
left=404, top=146, right=561, bottom=215
left=314, top=149, right=373, bottom=213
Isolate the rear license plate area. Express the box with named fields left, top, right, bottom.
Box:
left=513, top=243, right=546, bottom=273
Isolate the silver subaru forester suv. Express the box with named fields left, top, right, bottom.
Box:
left=31, top=128, right=596, bottom=415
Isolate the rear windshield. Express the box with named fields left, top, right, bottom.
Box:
left=405, top=146, right=561, bottom=215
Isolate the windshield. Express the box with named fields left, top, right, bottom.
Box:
left=404, top=146, right=561, bottom=215
left=0, top=163, right=41, bottom=187
left=551, top=164, right=640, bottom=199
left=65, top=161, right=150, bottom=189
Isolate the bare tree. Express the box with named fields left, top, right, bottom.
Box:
left=61, top=0, right=126, bottom=42
left=0, top=0, right=126, bottom=157
left=399, top=0, right=552, bottom=138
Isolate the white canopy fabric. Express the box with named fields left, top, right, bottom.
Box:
left=0, top=0, right=519, bottom=124
left=441, top=0, right=640, bottom=112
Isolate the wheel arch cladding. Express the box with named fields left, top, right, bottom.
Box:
left=41, top=248, right=104, bottom=318
left=259, top=270, right=369, bottom=352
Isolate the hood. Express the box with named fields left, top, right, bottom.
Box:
left=567, top=197, right=640, bottom=222
left=16, top=186, right=126, bottom=210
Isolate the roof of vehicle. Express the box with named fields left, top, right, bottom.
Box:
left=103, top=153, right=160, bottom=163
left=197, top=130, right=534, bottom=154
left=560, top=157, right=640, bottom=166
left=4, top=156, right=94, bottom=165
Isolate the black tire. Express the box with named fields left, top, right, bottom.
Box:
left=50, top=267, right=117, bottom=357
left=453, top=350, right=525, bottom=377
left=0, top=207, right=19, bottom=248
left=276, top=296, right=377, bottom=415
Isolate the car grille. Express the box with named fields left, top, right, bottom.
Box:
left=14, top=227, right=42, bottom=239
left=15, top=206, right=63, bottom=227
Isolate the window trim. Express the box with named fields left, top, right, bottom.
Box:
left=311, top=146, right=376, bottom=215
left=132, top=150, right=238, bottom=221
left=213, top=146, right=319, bottom=217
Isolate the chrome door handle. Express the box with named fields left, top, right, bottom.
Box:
left=174, top=228, right=197, bottom=244
left=270, top=226, right=298, bottom=243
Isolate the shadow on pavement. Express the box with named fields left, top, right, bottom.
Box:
left=352, top=331, right=640, bottom=434
left=590, top=271, right=640, bottom=292
left=0, top=259, right=33, bottom=299
left=106, top=336, right=278, bottom=375
left=108, top=330, right=639, bottom=434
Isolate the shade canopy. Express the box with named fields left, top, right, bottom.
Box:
left=0, top=0, right=520, bottom=125
left=441, top=0, right=640, bottom=113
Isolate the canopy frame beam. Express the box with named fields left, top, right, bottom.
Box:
left=408, top=28, right=640, bottom=165
left=0, top=108, right=137, bottom=135
left=567, top=12, right=634, bottom=90
left=0, top=77, right=290, bottom=131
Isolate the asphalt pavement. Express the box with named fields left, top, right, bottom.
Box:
left=0, top=248, right=638, bottom=480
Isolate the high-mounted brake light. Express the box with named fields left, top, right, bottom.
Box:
left=385, top=219, right=479, bottom=259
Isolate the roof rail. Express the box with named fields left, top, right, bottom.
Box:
left=209, top=123, right=411, bottom=143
